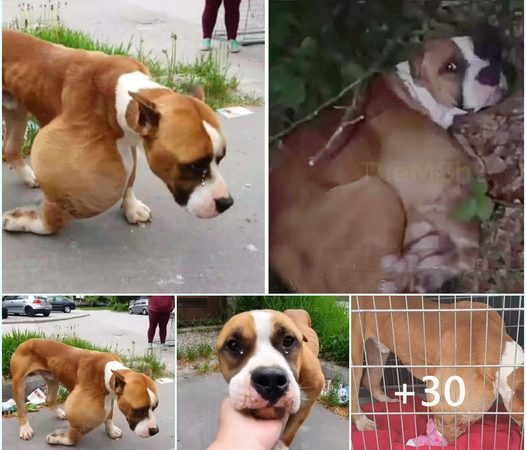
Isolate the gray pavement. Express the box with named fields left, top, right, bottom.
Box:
left=2, top=310, right=175, bottom=371
left=177, top=373, right=349, bottom=450
left=3, top=0, right=265, bottom=97
left=2, top=381, right=175, bottom=450
left=3, top=109, right=265, bottom=293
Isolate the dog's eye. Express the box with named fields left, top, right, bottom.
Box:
left=446, top=62, right=458, bottom=73
left=283, top=335, right=295, bottom=348
left=189, top=163, right=208, bottom=174
left=132, top=407, right=149, bottom=417
left=226, top=339, right=240, bottom=352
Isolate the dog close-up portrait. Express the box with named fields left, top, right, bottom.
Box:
left=269, top=0, right=523, bottom=294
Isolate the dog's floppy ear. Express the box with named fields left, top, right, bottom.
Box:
left=111, top=369, right=127, bottom=395
left=128, top=91, right=160, bottom=136
left=143, top=367, right=153, bottom=378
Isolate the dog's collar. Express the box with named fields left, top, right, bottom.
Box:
left=395, top=61, right=467, bottom=129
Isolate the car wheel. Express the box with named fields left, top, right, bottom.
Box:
left=64, top=306, right=71, bottom=313
left=25, top=306, right=35, bottom=317
left=129, top=309, right=133, bottom=314
left=142, top=309, right=148, bottom=315
left=42, top=311, right=51, bottom=317
left=2, top=309, right=7, bottom=319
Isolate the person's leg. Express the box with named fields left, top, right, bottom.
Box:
left=202, top=0, right=223, bottom=39
left=224, top=0, right=241, bottom=40
left=147, top=311, right=160, bottom=349
left=157, top=312, right=171, bottom=347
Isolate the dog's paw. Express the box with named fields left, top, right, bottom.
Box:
left=14, top=164, right=39, bottom=188
left=355, top=415, right=377, bottom=431
left=19, top=423, right=34, bottom=440
left=123, top=198, right=152, bottom=224
left=55, top=407, right=67, bottom=420
left=106, top=424, right=122, bottom=439
left=46, top=429, right=71, bottom=445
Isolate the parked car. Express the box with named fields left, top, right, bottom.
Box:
left=2, top=295, right=52, bottom=317
left=47, top=296, right=76, bottom=313
left=129, top=298, right=149, bottom=315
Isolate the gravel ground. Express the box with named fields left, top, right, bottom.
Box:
left=177, top=329, right=219, bottom=352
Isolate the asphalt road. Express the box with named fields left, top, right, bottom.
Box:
left=3, top=109, right=265, bottom=293
left=177, top=373, right=349, bottom=450
left=2, top=310, right=175, bottom=371
left=2, top=381, right=175, bottom=450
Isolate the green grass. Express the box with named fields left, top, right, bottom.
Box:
left=2, top=331, right=166, bottom=379
left=2, top=330, right=45, bottom=376
left=177, top=343, right=214, bottom=361
left=231, top=296, right=349, bottom=364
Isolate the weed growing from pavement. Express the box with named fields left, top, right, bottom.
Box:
left=231, top=296, right=349, bottom=364
left=177, top=342, right=214, bottom=361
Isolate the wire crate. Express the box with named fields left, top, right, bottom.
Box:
left=351, top=296, right=524, bottom=450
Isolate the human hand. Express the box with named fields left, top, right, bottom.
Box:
left=207, top=399, right=287, bottom=450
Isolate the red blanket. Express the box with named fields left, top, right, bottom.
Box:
left=352, top=393, right=523, bottom=450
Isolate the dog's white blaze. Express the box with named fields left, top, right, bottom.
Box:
left=496, top=340, right=524, bottom=412
left=202, top=120, right=224, bottom=157
left=452, top=36, right=507, bottom=111
left=134, top=388, right=158, bottom=438
left=186, top=160, right=229, bottom=218
left=228, top=311, right=301, bottom=414
left=272, top=441, right=290, bottom=450
left=396, top=61, right=467, bottom=128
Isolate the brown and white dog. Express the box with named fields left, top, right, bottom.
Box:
left=216, top=309, right=325, bottom=449
left=270, top=29, right=507, bottom=293
left=351, top=297, right=524, bottom=442
left=2, top=30, right=233, bottom=235
left=10, top=339, right=159, bottom=445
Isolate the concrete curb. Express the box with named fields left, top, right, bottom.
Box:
left=2, top=313, right=90, bottom=325
left=2, top=375, right=43, bottom=401
left=321, top=361, right=349, bottom=383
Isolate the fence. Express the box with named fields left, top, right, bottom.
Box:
left=213, top=0, right=265, bottom=45
left=351, top=296, right=524, bottom=450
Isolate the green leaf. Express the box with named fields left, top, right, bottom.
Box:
left=452, top=197, right=477, bottom=222
left=469, top=179, right=489, bottom=197
left=476, top=195, right=495, bottom=221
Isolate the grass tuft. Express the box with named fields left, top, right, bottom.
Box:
left=177, top=343, right=214, bottom=361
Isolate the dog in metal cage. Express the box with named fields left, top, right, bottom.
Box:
left=351, top=297, right=524, bottom=443
left=270, top=26, right=507, bottom=293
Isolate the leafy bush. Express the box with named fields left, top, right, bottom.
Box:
left=2, top=330, right=44, bottom=376
left=231, top=296, right=349, bottom=364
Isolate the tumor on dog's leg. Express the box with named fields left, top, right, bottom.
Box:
left=46, top=428, right=75, bottom=446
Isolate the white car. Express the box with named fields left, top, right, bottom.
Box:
left=128, top=298, right=149, bottom=315
left=3, top=295, right=52, bottom=317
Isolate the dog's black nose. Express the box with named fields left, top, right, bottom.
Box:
left=215, top=196, right=234, bottom=213
left=149, top=427, right=159, bottom=436
left=251, top=366, right=289, bottom=403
